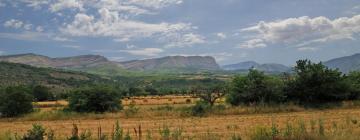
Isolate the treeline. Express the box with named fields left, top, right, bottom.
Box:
left=227, top=59, right=360, bottom=106
left=1, top=59, right=360, bottom=118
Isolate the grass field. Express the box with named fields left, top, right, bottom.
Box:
left=2, top=96, right=360, bottom=139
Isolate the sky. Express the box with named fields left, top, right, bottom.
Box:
left=0, top=0, right=360, bottom=66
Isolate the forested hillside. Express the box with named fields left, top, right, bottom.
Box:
left=0, top=62, right=112, bottom=93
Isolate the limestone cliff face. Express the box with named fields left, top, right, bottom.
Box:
left=0, top=53, right=122, bottom=69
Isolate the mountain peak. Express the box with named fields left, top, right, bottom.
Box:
left=324, top=53, right=360, bottom=73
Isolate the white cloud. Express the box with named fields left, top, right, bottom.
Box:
left=4, top=19, right=33, bottom=30
left=61, top=8, right=196, bottom=44
left=163, top=33, right=205, bottom=48
left=20, top=0, right=49, bottom=9
left=345, top=5, right=360, bottom=15
left=126, top=44, right=136, bottom=49
left=0, top=32, right=50, bottom=41
left=36, top=26, right=44, bottom=32
left=94, top=0, right=150, bottom=15
left=62, top=45, right=81, bottom=49
left=0, top=31, right=72, bottom=42
left=0, top=1, right=6, bottom=7
left=241, top=15, right=360, bottom=48
left=216, top=32, right=227, bottom=39
left=170, top=52, right=234, bottom=62
left=52, top=36, right=72, bottom=42
left=120, top=48, right=164, bottom=56
left=23, top=23, right=32, bottom=30
left=238, top=39, right=266, bottom=49
left=297, top=47, right=318, bottom=52
left=127, top=0, right=183, bottom=9
left=108, top=56, right=125, bottom=61
left=4, top=19, right=24, bottom=29
left=0, top=50, right=5, bottom=55
left=50, top=0, right=84, bottom=12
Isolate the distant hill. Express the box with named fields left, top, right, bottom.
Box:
left=0, top=62, right=111, bottom=92
left=324, top=53, right=360, bottom=73
left=0, top=54, right=221, bottom=74
left=119, top=56, right=221, bottom=72
left=222, top=61, right=290, bottom=73
left=0, top=53, right=126, bottom=75
left=222, top=61, right=259, bottom=70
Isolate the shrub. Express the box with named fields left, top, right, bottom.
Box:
left=68, top=86, right=122, bottom=113
left=124, top=103, right=139, bottom=117
left=0, top=86, right=33, bottom=117
left=22, top=124, right=46, bottom=140
left=227, top=69, right=285, bottom=106
left=191, top=101, right=211, bottom=116
left=68, top=124, right=91, bottom=140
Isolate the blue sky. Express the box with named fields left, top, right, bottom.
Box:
left=0, top=0, right=360, bottom=65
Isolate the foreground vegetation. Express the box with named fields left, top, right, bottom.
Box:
left=2, top=111, right=360, bottom=140
left=1, top=59, right=360, bottom=139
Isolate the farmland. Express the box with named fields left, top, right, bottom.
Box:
left=1, top=96, right=360, bottom=139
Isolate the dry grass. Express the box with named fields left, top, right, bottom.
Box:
left=2, top=107, right=360, bottom=139
left=4, top=96, right=360, bottom=139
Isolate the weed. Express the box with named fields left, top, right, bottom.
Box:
left=318, top=119, right=325, bottom=136
left=22, top=124, right=46, bottom=140
left=159, top=125, right=171, bottom=140
left=112, top=121, right=123, bottom=140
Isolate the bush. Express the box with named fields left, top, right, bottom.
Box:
left=68, top=86, right=122, bottom=113
left=191, top=101, right=211, bottom=116
left=285, top=60, right=351, bottom=105
left=22, top=124, right=46, bottom=140
left=227, top=69, right=285, bottom=106
left=0, top=86, right=33, bottom=117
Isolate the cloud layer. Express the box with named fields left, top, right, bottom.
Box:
left=240, top=15, right=360, bottom=49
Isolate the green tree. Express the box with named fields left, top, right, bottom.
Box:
left=191, top=85, right=227, bottom=106
left=145, top=86, right=159, bottom=95
left=68, top=86, right=122, bottom=113
left=285, top=60, right=350, bottom=105
left=128, top=87, right=146, bottom=96
left=227, top=69, right=285, bottom=106
left=0, top=86, right=33, bottom=117
left=346, top=71, right=360, bottom=100
left=32, top=85, right=52, bottom=101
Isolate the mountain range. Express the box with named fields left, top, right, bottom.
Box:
left=119, top=56, right=220, bottom=71
left=0, top=54, right=220, bottom=75
left=0, top=53, right=360, bottom=74
left=324, top=53, right=360, bottom=73
left=222, top=61, right=291, bottom=73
